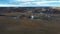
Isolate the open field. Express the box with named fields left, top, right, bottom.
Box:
left=0, top=17, right=60, bottom=34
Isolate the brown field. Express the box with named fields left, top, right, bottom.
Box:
left=0, top=17, right=60, bottom=34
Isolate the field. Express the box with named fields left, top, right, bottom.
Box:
left=0, top=17, right=60, bottom=34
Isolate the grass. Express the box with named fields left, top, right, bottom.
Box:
left=0, top=17, right=60, bottom=34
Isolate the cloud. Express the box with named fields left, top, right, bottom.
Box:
left=12, top=0, right=35, bottom=2
left=0, top=0, right=60, bottom=7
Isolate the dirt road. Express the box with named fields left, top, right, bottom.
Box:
left=0, top=17, right=60, bottom=34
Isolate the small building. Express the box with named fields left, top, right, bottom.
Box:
left=20, top=15, right=27, bottom=19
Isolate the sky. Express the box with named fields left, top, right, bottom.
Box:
left=0, top=0, right=60, bottom=7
